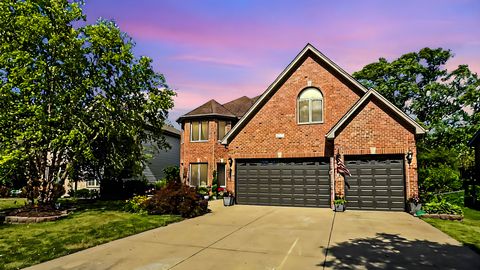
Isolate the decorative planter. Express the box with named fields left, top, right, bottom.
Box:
left=335, top=204, right=345, bottom=212
left=223, top=196, right=234, bottom=206
left=420, top=214, right=463, bottom=221
left=203, top=195, right=209, bottom=200
left=409, top=203, right=422, bottom=214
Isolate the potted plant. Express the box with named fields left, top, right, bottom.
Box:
left=217, top=187, right=226, bottom=198
left=197, top=186, right=210, bottom=200
left=334, top=196, right=346, bottom=212
left=223, top=191, right=235, bottom=206
left=407, top=196, right=422, bottom=214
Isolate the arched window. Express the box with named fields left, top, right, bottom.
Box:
left=297, top=88, right=323, bottom=124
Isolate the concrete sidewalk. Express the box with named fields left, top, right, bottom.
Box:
left=26, top=201, right=480, bottom=270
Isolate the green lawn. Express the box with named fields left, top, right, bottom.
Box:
left=0, top=198, right=27, bottom=211
left=0, top=200, right=183, bottom=270
left=423, top=207, right=480, bottom=253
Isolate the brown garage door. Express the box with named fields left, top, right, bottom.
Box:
left=236, top=158, right=330, bottom=207
left=345, top=156, right=405, bottom=211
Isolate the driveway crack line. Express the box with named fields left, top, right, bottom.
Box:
left=168, top=209, right=277, bottom=269
left=322, top=210, right=336, bottom=270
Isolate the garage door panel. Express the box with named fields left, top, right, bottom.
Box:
left=346, top=156, right=405, bottom=211
left=236, top=158, right=330, bottom=208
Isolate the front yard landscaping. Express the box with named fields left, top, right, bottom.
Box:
left=423, top=207, right=480, bottom=254
left=0, top=200, right=183, bottom=270
left=0, top=198, right=27, bottom=211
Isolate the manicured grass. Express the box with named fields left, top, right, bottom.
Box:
left=423, top=207, right=480, bottom=253
left=0, top=200, right=183, bottom=270
left=0, top=198, right=27, bottom=211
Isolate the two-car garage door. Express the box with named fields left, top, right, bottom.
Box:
left=236, top=159, right=331, bottom=207
left=235, top=156, right=406, bottom=211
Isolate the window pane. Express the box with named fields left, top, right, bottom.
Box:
left=298, top=100, right=309, bottom=123
left=190, top=164, right=199, bottom=186
left=200, top=121, right=209, bottom=141
left=218, top=165, right=226, bottom=187
left=199, top=164, right=208, bottom=186
left=218, top=121, right=226, bottom=140
left=312, top=99, right=322, bottom=122
left=191, top=122, right=199, bottom=141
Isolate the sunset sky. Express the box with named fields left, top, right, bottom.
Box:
left=82, top=0, right=480, bottom=126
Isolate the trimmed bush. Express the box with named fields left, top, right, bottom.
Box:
left=423, top=199, right=463, bottom=215
left=124, top=195, right=149, bottom=213
left=145, top=182, right=208, bottom=218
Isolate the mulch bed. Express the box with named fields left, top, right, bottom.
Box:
left=420, top=213, right=463, bottom=221
left=7, top=205, right=64, bottom=217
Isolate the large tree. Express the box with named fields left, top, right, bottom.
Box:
left=353, top=48, right=479, bottom=195
left=0, top=0, right=175, bottom=204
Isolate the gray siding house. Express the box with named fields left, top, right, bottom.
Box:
left=143, top=125, right=181, bottom=182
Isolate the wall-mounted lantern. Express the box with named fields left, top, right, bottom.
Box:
left=406, top=150, right=413, bottom=165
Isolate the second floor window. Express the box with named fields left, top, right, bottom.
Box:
left=191, top=121, right=209, bottom=141
left=217, top=121, right=228, bottom=140
left=298, top=88, right=323, bottom=124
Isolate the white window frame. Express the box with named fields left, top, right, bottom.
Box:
left=189, top=163, right=208, bottom=187
left=217, top=120, right=229, bottom=141
left=190, top=121, right=209, bottom=142
left=86, top=179, right=100, bottom=187
left=297, top=88, right=324, bottom=124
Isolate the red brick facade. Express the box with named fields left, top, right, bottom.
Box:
left=179, top=45, right=421, bottom=207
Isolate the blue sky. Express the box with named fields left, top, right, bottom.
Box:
left=82, top=0, right=480, bottom=126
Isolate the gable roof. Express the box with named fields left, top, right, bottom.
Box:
left=469, top=129, right=480, bottom=146
left=221, top=43, right=370, bottom=144
left=162, top=125, right=181, bottom=138
left=325, top=89, right=426, bottom=139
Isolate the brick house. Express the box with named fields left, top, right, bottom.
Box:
left=177, top=44, right=425, bottom=211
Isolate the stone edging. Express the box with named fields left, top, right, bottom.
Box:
left=420, top=213, right=463, bottom=220
left=1, top=211, right=68, bottom=224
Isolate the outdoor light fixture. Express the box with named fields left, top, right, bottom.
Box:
left=406, top=150, right=413, bottom=165
left=228, top=157, right=233, bottom=167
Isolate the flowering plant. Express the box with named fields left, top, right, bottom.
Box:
left=407, top=196, right=420, bottom=205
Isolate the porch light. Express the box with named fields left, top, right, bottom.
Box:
left=228, top=157, right=233, bottom=167
left=406, top=150, right=413, bottom=165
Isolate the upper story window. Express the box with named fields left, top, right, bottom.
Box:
left=190, top=121, right=209, bottom=142
left=298, top=88, right=323, bottom=124
left=217, top=121, right=229, bottom=140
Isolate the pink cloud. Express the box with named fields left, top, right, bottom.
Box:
left=170, top=54, right=251, bottom=68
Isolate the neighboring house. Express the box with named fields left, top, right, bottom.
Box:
left=143, top=125, right=181, bottom=182
left=65, top=125, right=180, bottom=191
left=177, top=44, right=426, bottom=211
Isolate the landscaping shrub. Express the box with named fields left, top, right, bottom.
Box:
left=124, top=195, right=149, bottom=213
left=145, top=182, right=208, bottom=218
left=72, top=188, right=98, bottom=199
left=154, top=179, right=167, bottom=190
left=124, top=179, right=151, bottom=197
left=423, top=199, right=463, bottom=215
left=163, top=166, right=180, bottom=184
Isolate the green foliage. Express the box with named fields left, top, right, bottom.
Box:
left=211, top=170, right=218, bottom=197
left=154, top=179, right=167, bottom=190
left=72, top=188, right=98, bottom=199
left=334, top=196, right=347, bottom=206
left=124, top=195, right=149, bottom=214
left=423, top=199, right=464, bottom=215
left=353, top=47, right=479, bottom=194
left=163, top=166, right=180, bottom=184
left=197, top=186, right=209, bottom=195
left=145, top=182, right=209, bottom=218
left=0, top=0, right=175, bottom=204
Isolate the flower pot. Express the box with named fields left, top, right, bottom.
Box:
left=335, top=204, right=345, bottom=212
left=223, top=196, right=234, bottom=206
left=204, top=195, right=209, bottom=200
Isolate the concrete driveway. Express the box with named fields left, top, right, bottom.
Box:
left=27, top=201, right=480, bottom=270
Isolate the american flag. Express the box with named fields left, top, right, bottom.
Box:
left=336, top=154, right=351, bottom=177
